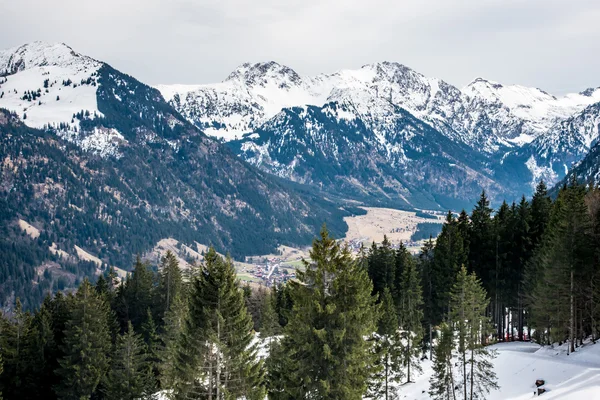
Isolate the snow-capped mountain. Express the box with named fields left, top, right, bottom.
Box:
left=510, top=100, right=600, bottom=185
left=0, top=42, right=103, bottom=127
left=462, top=78, right=600, bottom=148
left=0, top=42, right=118, bottom=155
left=158, top=62, right=600, bottom=202
left=158, top=61, right=600, bottom=153
left=228, top=99, right=503, bottom=209
left=4, top=42, right=600, bottom=210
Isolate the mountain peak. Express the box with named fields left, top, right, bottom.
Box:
left=579, top=87, right=600, bottom=97
left=224, top=61, right=302, bottom=87
left=465, top=77, right=503, bottom=90
left=0, top=41, right=98, bottom=76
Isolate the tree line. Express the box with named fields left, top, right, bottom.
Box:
left=0, top=179, right=598, bottom=399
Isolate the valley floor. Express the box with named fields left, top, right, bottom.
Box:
left=399, top=340, right=600, bottom=400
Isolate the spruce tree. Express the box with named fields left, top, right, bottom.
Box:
left=529, top=180, right=552, bottom=249
left=140, top=308, right=161, bottom=388
left=450, top=266, right=498, bottom=400
left=0, top=299, right=34, bottom=399
left=158, top=251, right=183, bottom=318
left=260, top=287, right=281, bottom=339
left=532, top=183, right=593, bottom=352
left=157, top=293, right=188, bottom=390
left=277, top=226, right=378, bottom=399
left=55, top=279, right=112, bottom=400
left=469, top=191, right=495, bottom=296
left=428, top=323, right=456, bottom=400
left=370, top=287, right=403, bottom=400
left=426, top=212, right=467, bottom=348
left=394, top=241, right=415, bottom=309
left=122, top=256, right=156, bottom=332
left=368, top=236, right=397, bottom=297
left=177, top=247, right=265, bottom=399
left=399, top=258, right=424, bottom=383
left=103, top=321, right=155, bottom=400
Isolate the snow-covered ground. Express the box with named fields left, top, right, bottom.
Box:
left=151, top=339, right=600, bottom=399
left=398, top=340, right=600, bottom=400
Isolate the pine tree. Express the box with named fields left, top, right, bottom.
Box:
left=103, top=321, right=155, bottom=400
left=121, top=256, right=156, bottom=332
left=158, top=251, right=183, bottom=318
left=429, top=323, right=456, bottom=400
left=450, top=266, right=498, bottom=400
left=277, top=226, right=378, bottom=399
left=157, top=293, right=188, bottom=390
left=54, top=279, right=112, bottom=400
left=177, top=247, right=265, bottom=399
left=0, top=299, right=34, bottom=399
left=399, top=258, right=424, bottom=383
left=469, top=191, right=495, bottom=296
left=532, top=183, right=593, bottom=352
left=369, top=287, right=402, bottom=400
left=260, top=287, right=281, bottom=339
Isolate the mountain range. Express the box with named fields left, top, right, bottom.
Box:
left=1, top=41, right=599, bottom=306
left=157, top=61, right=600, bottom=208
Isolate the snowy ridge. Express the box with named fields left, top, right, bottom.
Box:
left=158, top=61, right=600, bottom=153
left=0, top=42, right=103, bottom=128
left=463, top=78, right=600, bottom=145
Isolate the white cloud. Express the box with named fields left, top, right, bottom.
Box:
left=1, top=0, right=599, bottom=94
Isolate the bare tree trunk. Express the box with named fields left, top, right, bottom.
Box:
left=518, top=283, right=524, bottom=341
left=469, top=346, right=474, bottom=400
left=592, top=277, right=596, bottom=343
left=216, top=298, right=221, bottom=399
left=385, top=356, right=389, bottom=400
left=429, top=323, right=433, bottom=361
left=570, top=269, right=575, bottom=354
left=449, top=357, right=457, bottom=400
left=407, top=338, right=411, bottom=383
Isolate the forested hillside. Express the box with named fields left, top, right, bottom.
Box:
left=0, top=104, right=357, bottom=309
left=1, top=179, right=598, bottom=399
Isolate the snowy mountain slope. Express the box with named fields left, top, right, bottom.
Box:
left=502, top=100, right=600, bottom=188
left=0, top=42, right=103, bottom=129
left=0, top=42, right=122, bottom=156
left=462, top=78, right=600, bottom=147
left=553, top=138, right=600, bottom=190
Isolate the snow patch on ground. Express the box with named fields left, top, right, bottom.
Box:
left=397, top=340, right=600, bottom=400
left=57, top=126, right=126, bottom=158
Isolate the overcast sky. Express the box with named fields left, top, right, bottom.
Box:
left=2, top=0, right=599, bottom=94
